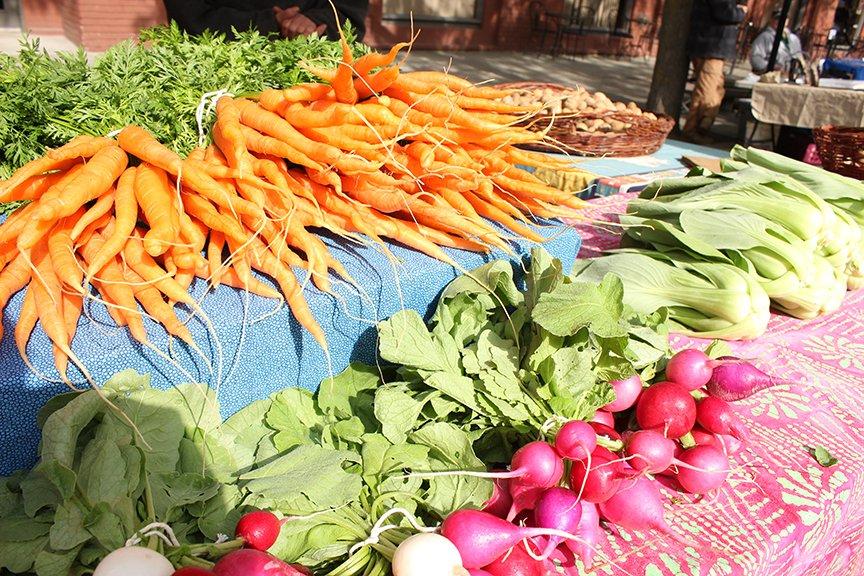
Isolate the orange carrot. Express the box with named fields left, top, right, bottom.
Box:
left=123, top=265, right=195, bottom=345
left=0, top=136, right=115, bottom=199
left=33, top=145, right=128, bottom=223
left=84, top=166, right=138, bottom=281
left=135, top=163, right=181, bottom=257
left=0, top=253, right=32, bottom=341
left=70, top=187, right=116, bottom=241
left=48, top=208, right=86, bottom=291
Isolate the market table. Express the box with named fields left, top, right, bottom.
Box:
left=751, top=83, right=864, bottom=128
left=567, top=193, right=864, bottom=576
left=0, top=223, right=582, bottom=475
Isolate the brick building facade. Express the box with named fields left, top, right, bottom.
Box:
left=7, top=0, right=857, bottom=57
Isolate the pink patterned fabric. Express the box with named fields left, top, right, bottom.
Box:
left=565, top=193, right=864, bottom=576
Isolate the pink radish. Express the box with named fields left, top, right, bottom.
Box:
left=624, top=429, right=676, bottom=474
left=533, top=487, right=583, bottom=559
left=173, top=569, right=215, bottom=576
left=482, top=540, right=545, bottom=576
left=604, top=374, right=643, bottom=412
left=674, top=446, right=729, bottom=494
left=440, top=510, right=590, bottom=570
left=598, top=477, right=694, bottom=546
left=508, top=441, right=563, bottom=487
left=213, top=549, right=308, bottom=576
left=568, top=446, right=628, bottom=503
left=665, top=348, right=718, bottom=390
left=635, top=381, right=697, bottom=438
left=235, top=510, right=281, bottom=551
left=483, top=477, right=513, bottom=519
left=591, top=410, right=615, bottom=428
left=555, top=421, right=597, bottom=461
left=469, top=571, right=494, bottom=576
left=706, top=359, right=785, bottom=401
left=563, top=502, right=601, bottom=570
left=392, top=532, right=469, bottom=576
left=696, top=397, right=749, bottom=441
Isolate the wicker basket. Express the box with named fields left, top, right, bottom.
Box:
left=813, top=125, right=864, bottom=180
left=496, top=82, right=675, bottom=157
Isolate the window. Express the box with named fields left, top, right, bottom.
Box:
left=564, top=0, right=634, bottom=35
left=381, top=0, right=483, bottom=25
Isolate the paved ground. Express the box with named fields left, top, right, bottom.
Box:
left=0, top=30, right=751, bottom=145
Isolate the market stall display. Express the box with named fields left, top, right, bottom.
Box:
left=1, top=23, right=864, bottom=576
left=495, top=82, right=675, bottom=157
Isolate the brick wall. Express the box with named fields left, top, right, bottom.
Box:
left=46, top=0, right=166, bottom=51
left=20, top=0, right=64, bottom=34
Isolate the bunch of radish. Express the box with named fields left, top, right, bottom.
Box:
left=424, top=347, right=775, bottom=575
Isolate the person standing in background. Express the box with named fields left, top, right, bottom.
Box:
left=682, top=0, right=748, bottom=144
left=162, top=1, right=369, bottom=42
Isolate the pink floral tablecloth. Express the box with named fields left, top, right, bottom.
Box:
left=566, top=193, right=864, bottom=576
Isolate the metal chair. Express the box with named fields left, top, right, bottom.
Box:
left=529, top=1, right=557, bottom=54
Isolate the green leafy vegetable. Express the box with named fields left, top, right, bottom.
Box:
left=806, top=445, right=839, bottom=467
left=0, top=23, right=365, bottom=177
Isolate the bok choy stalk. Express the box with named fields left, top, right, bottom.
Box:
left=619, top=207, right=847, bottom=319
left=726, top=145, right=864, bottom=288
left=571, top=250, right=770, bottom=340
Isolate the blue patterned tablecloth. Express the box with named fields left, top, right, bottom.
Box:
left=0, top=225, right=581, bottom=475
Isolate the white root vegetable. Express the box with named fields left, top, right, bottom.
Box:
left=392, top=533, right=469, bottom=576
left=92, top=546, right=174, bottom=576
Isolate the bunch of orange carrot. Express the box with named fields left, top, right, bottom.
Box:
left=0, top=35, right=585, bottom=385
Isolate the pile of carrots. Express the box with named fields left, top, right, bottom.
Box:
left=0, top=36, right=585, bottom=385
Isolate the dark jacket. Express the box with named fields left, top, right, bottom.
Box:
left=687, top=0, right=746, bottom=60
left=163, top=0, right=369, bottom=41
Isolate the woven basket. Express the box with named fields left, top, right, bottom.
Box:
left=813, top=125, right=864, bottom=180
left=496, top=82, right=675, bottom=157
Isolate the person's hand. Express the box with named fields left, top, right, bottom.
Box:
left=739, top=4, right=749, bottom=14
left=273, top=6, right=326, bottom=39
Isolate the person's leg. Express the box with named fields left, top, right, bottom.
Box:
left=682, top=58, right=706, bottom=137
left=696, top=58, right=726, bottom=134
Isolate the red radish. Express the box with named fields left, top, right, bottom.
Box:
left=469, top=571, right=494, bottom=576
left=503, top=442, right=564, bottom=521
left=482, top=477, right=513, bottom=519
left=590, top=410, right=615, bottom=428
left=173, top=569, right=215, bottom=576
left=440, top=510, right=590, bottom=570
left=235, top=510, right=281, bottom=551
left=706, top=359, right=784, bottom=401
left=288, top=566, right=311, bottom=576
left=392, top=532, right=469, bottom=576
left=588, top=422, right=622, bottom=443
left=624, top=429, right=676, bottom=474
left=635, top=381, right=697, bottom=438
left=598, top=477, right=694, bottom=546
left=555, top=420, right=597, bottom=461
left=674, top=446, right=729, bottom=494
left=562, top=501, right=600, bottom=570
left=533, top=487, right=583, bottom=559
left=93, top=547, right=174, bottom=576
left=696, top=397, right=749, bottom=441
left=665, top=348, right=719, bottom=390
left=482, top=540, right=545, bottom=576
left=604, top=374, right=643, bottom=412
left=213, top=549, right=308, bottom=576
left=568, top=446, right=628, bottom=503
left=508, top=441, right=564, bottom=487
